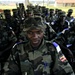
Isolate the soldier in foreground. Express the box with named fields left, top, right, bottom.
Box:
left=3, top=17, right=75, bottom=75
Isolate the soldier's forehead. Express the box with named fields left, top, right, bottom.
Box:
left=28, top=29, right=42, bottom=32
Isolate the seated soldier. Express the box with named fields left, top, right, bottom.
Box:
left=3, top=17, right=75, bottom=75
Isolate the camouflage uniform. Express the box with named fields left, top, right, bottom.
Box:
left=0, top=20, right=17, bottom=75
left=3, top=39, right=75, bottom=75
left=3, top=17, right=75, bottom=75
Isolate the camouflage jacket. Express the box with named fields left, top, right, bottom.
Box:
left=3, top=40, right=75, bottom=75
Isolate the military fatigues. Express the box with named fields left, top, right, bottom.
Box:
left=0, top=23, right=17, bottom=75
left=3, top=39, right=75, bottom=75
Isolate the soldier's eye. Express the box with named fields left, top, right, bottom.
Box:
left=37, top=31, right=42, bottom=34
left=27, top=31, right=33, bottom=35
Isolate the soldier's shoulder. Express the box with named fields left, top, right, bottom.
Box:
left=45, top=40, right=56, bottom=51
left=23, top=41, right=31, bottom=50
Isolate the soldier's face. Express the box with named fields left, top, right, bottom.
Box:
left=68, top=12, right=72, bottom=16
left=60, top=16, right=65, bottom=21
left=27, top=29, right=44, bottom=47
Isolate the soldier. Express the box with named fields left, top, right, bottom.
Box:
left=0, top=19, right=17, bottom=74
left=25, top=9, right=33, bottom=18
left=45, top=9, right=55, bottom=23
left=33, top=16, right=56, bottom=41
left=66, top=9, right=75, bottom=29
left=51, top=11, right=67, bottom=33
left=3, top=17, right=75, bottom=75
left=66, top=9, right=73, bottom=21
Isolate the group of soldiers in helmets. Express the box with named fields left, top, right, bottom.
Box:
left=0, top=3, right=75, bottom=75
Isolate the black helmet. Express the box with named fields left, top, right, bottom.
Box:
left=68, top=9, right=73, bottom=13
left=3, top=9, right=11, bottom=15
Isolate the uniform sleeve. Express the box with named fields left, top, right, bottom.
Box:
left=58, top=51, right=75, bottom=75
left=3, top=53, right=20, bottom=75
left=50, top=45, right=75, bottom=75
left=54, top=48, right=75, bottom=75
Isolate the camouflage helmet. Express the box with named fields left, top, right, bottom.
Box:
left=33, top=9, right=41, bottom=16
left=58, top=11, right=66, bottom=17
left=23, top=17, right=45, bottom=32
left=26, top=9, right=32, bottom=14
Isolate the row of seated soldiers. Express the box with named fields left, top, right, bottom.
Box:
left=0, top=3, right=75, bottom=73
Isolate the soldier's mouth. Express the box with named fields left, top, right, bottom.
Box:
left=32, top=41, right=39, bottom=44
